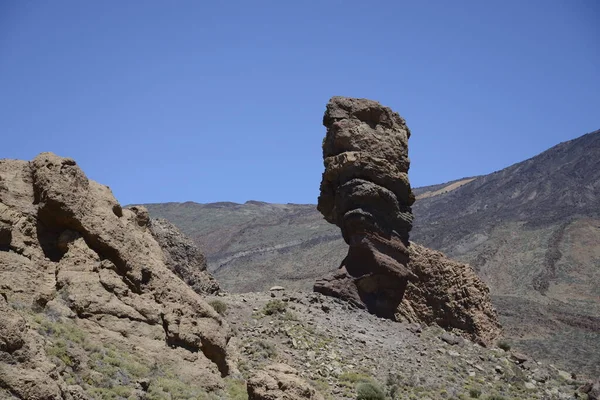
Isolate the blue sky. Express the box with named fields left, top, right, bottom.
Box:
left=1, top=1, right=598, bottom=205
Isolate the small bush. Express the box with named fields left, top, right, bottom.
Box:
left=385, top=372, right=402, bottom=398
left=486, top=396, right=506, bottom=400
left=497, top=339, right=511, bottom=351
left=356, top=381, right=386, bottom=400
left=339, top=371, right=372, bottom=384
left=282, top=310, right=298, bottom=321
left=209, top=299, right=228, bottom=315
left=245, top=340, right=277, bottom=359
left=263, top=299, right=287, bottom=315
left=225, top=378, right=248, bottom=400
left=469, top=388, right=482, bottom=398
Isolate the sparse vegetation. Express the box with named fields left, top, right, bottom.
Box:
left=209, top=299, right=228, bottom=315
left=263, top=299, right=287, bottom=315
left=244, top=339, right=277, bottom=360
left=339, top=371, right=372, bottom=385
left=497, top=339, right=511, bottom=352
left=282, top=310, right=298, bottom=320
left=469, top=387, right=482, bottom=398
left=27, top=311, right=226, bottom=399
left=225, top=378, right=248, bottom=400
left=356, top=381, right=386, bottom=400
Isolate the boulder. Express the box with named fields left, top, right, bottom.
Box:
left=247, top=363, right=325, bottom=400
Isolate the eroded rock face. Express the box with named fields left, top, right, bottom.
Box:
left=0, top=153, right=233, bottom=398
left=400, top=243, right=501, bottom=346
left=149, top=217, right=220, bottom=295
left=247, top=363, right=325, bottom=400
left=315, top=97, right=415, bottom=318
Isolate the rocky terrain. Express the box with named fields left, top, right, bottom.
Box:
left=1, top=151, right=598, bottom=399
left=210, top=288, right=593, bottom=400
left=142, top=129, right=600, bottom=378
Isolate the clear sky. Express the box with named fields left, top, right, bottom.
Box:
left=1, top=1, right=598, bottom=205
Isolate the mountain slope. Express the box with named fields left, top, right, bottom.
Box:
left=143, top=201, right=342, bottom=292
left=142, top=129, right=600, bottom=377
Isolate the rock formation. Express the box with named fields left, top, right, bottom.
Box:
left=247, top=363, right=325, bottom=400
left=0, top=153, right=233, bottom=398
left=314, top=97, right=500, bottom=345
left=315, top=96, right=416, bottom=318
left=400, top=243, right=501, bottom=345
left=149, top=217, right=220, bottom=295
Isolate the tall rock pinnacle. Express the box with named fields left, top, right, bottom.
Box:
left=315, top=97, right=416, bottom=318
left=314, top=97, right=501, bottom=346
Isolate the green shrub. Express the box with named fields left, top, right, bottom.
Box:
left=282, top=310, right=298, bottom=321
left=486, top=395, right=506, bottom=400
left=209, top=299, right=228, bottom=315
left=469, top=388, right=481, bottom=398
left=225, top=378, right=248, bottom=400
left=339, top=371, right=372, bottom=384
left=356, top=381, right=386, bottom=400
left=245, top=339, right=277, bottom=359
left=263, top=299, right=287, bottom=315
left=497, top=339, right=511, bottom=351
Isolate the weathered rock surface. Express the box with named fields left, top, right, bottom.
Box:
left=314, top=97, right=500, bottom=345
left=399, top=243, right=501, bottom=345
left=149, top=217, right=220, bottom=295
left=315, top=97, right=415, bottom=318
left=247, top=363, right=325, bottom=400
left=0, top=153, right=233, bottom=398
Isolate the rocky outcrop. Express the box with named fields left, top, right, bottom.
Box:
left=314, top=97, right=500, bottom=345
left=149, top=217, right=220, bottom=295
left=399, top=243, right=501, bottom=345
left=0, top=153, right=233, bottom=398
left=247, top=363, right=325, bottom=400
left=315, top=96, right=415, bottom=318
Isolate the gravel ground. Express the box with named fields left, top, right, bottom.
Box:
left=208, top=289, right=588, bottom=400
